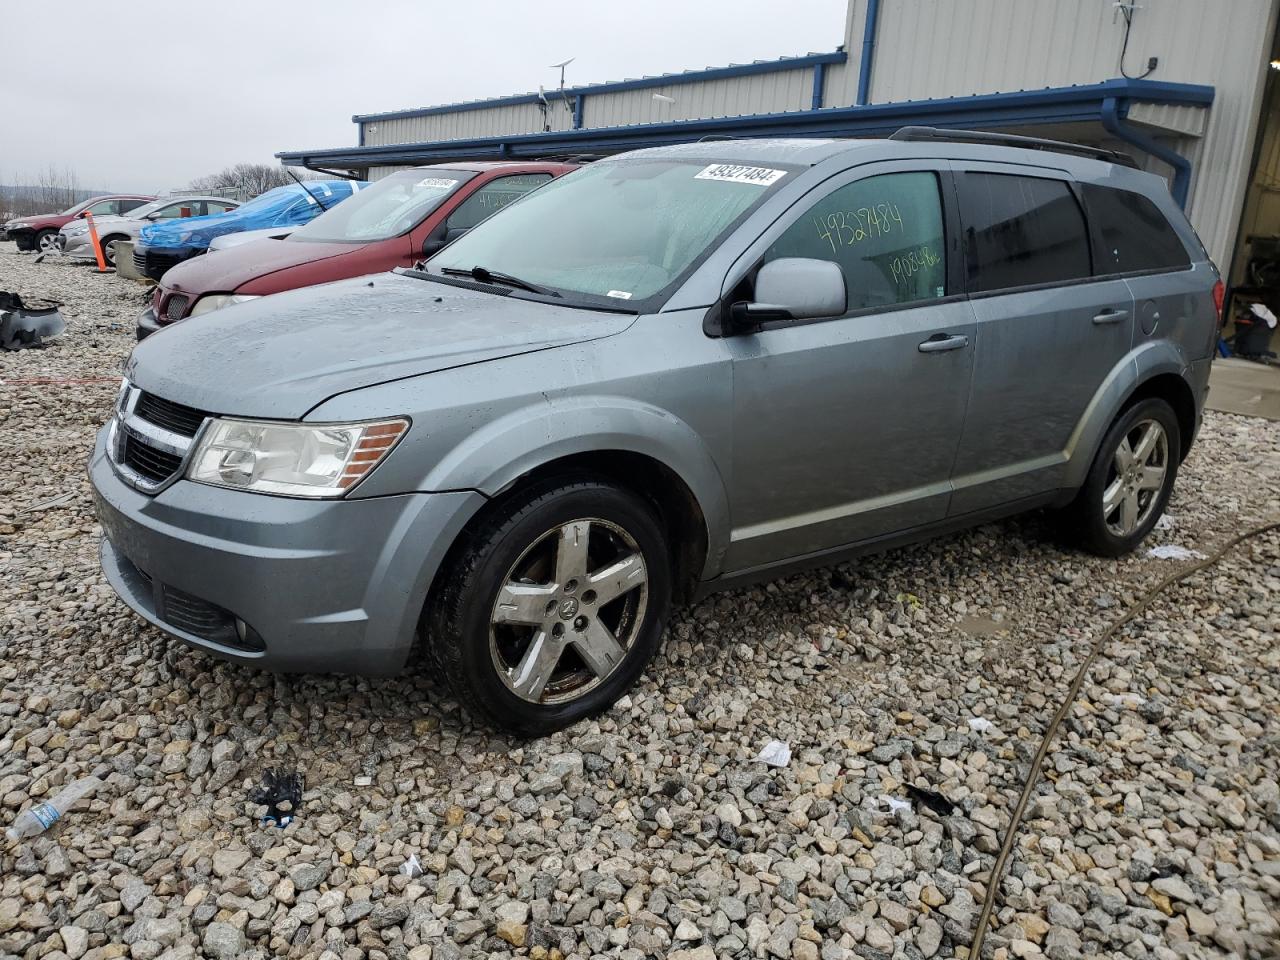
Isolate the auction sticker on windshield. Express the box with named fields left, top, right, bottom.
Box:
left=418, top=178, right=458, bottom=189
left=694, top=164, right=787, bottom=186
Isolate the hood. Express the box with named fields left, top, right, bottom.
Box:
left=62, top=214, right=133, bottom=233
left=163, top=236, right=360, bottom=294
left=127, top=272, right=634, bottom=419
left=9, top=213, right=69, bottom=230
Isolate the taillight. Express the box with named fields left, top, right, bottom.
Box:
left=1212, top=279, right=1225, bottom=324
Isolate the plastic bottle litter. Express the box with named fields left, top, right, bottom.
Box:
left=6, top=776, right=103, bottom=842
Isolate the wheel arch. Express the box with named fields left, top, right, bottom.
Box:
left=1065, top=343, right=1200, bottom=490
left=418, top=397, right=731, bottom=598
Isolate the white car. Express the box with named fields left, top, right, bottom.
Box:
left=58, top=196, right=240, bottom=267
left=207, top=226, right=293, bottom=252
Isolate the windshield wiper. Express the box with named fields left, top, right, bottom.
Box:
left=440, top=265, right=560, bottom=298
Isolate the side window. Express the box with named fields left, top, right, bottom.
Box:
left=86, top=199, right=120, bottom=216
left=764, top=171, right=947, bottom=312
left=1081, top=184, right=1190, bottom=274
left=956, top=173, right=1091, bottom=292
left=446, top=174, right=552, bottom=232
left=154, top=202, right=192, bottom=219
left=118, top=198, right=147, bottom=215
left=206, top=201, right=238, bottom=215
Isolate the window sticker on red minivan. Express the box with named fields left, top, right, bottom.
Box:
left=417, top=178, right=458, bottom=189
left=694, top=164, right=786, bottom=186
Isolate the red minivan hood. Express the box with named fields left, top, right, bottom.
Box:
left=161, top=237, right=367, bottom=295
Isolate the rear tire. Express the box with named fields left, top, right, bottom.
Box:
left=1062, top=397, right=1180, bottom=557
left=425, top=478, right=672, bottom=737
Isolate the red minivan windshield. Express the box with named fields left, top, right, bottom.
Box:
left=289, top=169, right=474, bottom=244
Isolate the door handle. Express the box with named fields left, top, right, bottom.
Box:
left=1092, top=309, right=1129, bottom=325
left=918, top=333, right=969, bottom=353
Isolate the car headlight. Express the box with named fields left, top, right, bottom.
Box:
left=188, top=293, right=261, bottom=317
left=186, top=417, right=409, bottom=498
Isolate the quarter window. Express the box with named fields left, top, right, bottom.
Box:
left=765, top=171, right=947, bottom=312
left=446, top=175, right=552, bottom=232
left=85, top=200, right=120, bottom=216
left=957, top=173, right=1091, bottom=292
left=1081, top=184, right=1190, bottom=274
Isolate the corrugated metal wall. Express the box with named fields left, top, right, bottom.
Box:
left=860, top=0, right=1279, bottom=268
left=583, top=68, right=813, bottom=127
left=363, top=101, right=575, bottom=147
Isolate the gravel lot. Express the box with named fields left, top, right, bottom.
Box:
left=1, top=242, right=1278, bottom=960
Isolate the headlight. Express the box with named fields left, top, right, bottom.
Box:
left=186, top=417, right=409, bottom=498
left=188, top=293, right=261, bottom=317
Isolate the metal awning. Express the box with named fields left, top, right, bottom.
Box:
left=278, top=78, right=1214, bottom=205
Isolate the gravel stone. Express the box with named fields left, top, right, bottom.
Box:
left=1, top=245, right=1278, bottom=960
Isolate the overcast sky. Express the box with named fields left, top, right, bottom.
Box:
left=1, top=0, right=847, bottom=194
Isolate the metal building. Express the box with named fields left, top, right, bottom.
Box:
left=278, top=0, right=1280, bottom=281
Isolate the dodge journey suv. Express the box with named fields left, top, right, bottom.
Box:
left=91, top=130, right=1220, bottom=735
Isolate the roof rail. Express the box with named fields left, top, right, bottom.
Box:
left=888, top=125, right=1139, bottom=168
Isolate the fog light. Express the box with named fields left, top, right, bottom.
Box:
left=235, top=618, right=249, bottom=644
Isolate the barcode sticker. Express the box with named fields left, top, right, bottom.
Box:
left=606, top=290, right=633, bottom=300
left=417, top=178, right=457, bottom=189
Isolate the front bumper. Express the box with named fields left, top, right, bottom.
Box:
left=132, top=244, right=197, bottom=281
left=8, top=228, right=35, bottom=250
left=60, top=233, right=93, bottom=258
left=136, top=306, right=161, bottom=340
left=90, top=426, right=484, bottom=676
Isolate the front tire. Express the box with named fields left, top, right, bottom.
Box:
left=426, top=478, right=672, bottom=736
left=34, top=229, right=58, bottom=253
left=1064, top=397, right=1180, bottom=557
left=99, top=234, right=127, bottom=267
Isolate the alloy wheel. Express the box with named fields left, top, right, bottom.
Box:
left=37, top=232, right=58, bottom=252
left=1102, top=418, right=1169, bottom=537
left=489, top=518, right=648, bottom=705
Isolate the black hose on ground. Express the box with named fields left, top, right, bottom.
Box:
left=969, top=517, right=1280, bottom=958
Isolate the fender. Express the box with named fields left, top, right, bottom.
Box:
left=1062, top=338, right=1193, bottom=489
left=420, top=394, right=733, bottom=579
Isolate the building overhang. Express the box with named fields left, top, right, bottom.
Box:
left=278, top=78, right=1214, bottom=172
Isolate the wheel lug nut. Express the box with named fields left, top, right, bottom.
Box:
left=573, top=615, right=588, bottom=630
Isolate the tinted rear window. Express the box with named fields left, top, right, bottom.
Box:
left=957, top=173, right=1091, bottom=292
left=1081, top=184, right=1190, bottom=274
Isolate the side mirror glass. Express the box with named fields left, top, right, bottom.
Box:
left=731, top=258, right=847, bottom=330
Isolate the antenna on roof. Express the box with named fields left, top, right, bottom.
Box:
left=550, top=58, right=575, bottom=117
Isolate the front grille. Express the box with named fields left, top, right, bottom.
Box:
left=135, top=391, right=205, bottom=437
left=163, top=294, right=189, bottom=321
left=122, top=434, right=183, bottom=484
left=133, top=248, right=184, bottom=280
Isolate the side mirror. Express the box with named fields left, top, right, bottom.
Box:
left=729, top=258, right=847, bottom=330
left=421, top=225, right=469, bottom=257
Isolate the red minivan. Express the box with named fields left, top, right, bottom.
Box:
left=137, top=161, right=576, bottom=338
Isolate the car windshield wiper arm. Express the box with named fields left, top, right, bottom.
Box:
left=440, top=265, right=560, bottom=298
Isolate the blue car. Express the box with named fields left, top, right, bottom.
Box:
left=132, top=181, right=366, bottom=280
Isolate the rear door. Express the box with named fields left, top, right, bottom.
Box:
left=1079, top=182, right=1206, bottom=358
left=722, top=161, right=976, bottom=571
left=947, top=165, right=1134, bottom=515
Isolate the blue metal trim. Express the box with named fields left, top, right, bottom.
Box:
left=351, top=52, right=848, bottom=124
left=573, top=95, right=584, bottom=130
left=1100, top=96, right=1192, bottom=208
left=281, top=79, right=1214, bottom=168
left=811, top=62, right=827, bottom=111
left=857, top=0, right=882, bottom=106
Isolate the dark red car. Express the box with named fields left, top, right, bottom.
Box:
left=138, top=162, right=576, bottom=338
left=4, top=194, right=155, bottom=252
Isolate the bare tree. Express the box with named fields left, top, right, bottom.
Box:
left=33, top=164, right=81, bottom=212
left=188, top=163, right=321, bottom=200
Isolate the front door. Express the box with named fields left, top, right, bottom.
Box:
left=722, top=163, right=976, bottom=573
left=947, top=166, right=1135, bottom=515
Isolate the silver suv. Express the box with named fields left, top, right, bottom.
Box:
left=91, top=130, right=1220, bottom=735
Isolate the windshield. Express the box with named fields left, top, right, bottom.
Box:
left=427, top=158, right=792, bottom=306
left=60, top=197, right=95, bottom=216
left=291, top=170, right=470, bottom=243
